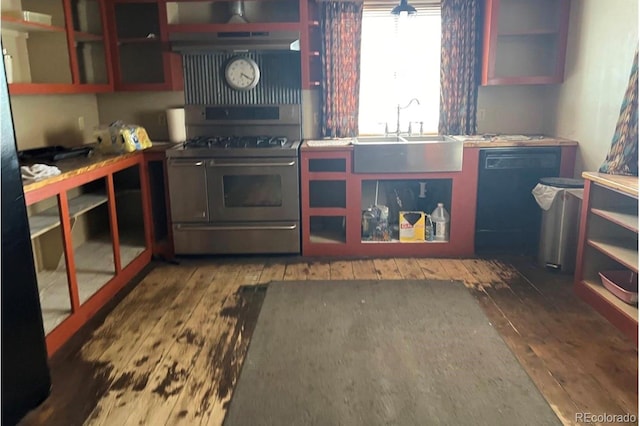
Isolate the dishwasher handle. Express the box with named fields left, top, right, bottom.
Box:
left=484, top=153, right=559, bottom=170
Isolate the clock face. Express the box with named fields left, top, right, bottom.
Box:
left=224, top=57, right=260, bottom=91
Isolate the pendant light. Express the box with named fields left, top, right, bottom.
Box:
left=391, top=0, right=417, bottom=15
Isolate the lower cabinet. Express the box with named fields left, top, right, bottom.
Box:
left=24, top=154, right=153, bottom=356
left=300, top=146, right=478, bottom=257
left=574, top=172, right=638, bottom=345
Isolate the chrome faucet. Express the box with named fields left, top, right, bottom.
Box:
left=396, top=98, right=421, bottom=136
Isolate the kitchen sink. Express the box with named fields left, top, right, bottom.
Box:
left=399, top=135, right=454, bottom=143
left=353, top=135, right=463, bottom=173
left=352, top=135, right=406, bottom=143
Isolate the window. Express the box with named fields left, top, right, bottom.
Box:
left=358, top=3, right=441, bottom=135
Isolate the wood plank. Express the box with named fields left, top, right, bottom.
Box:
left=461, top=259, right=510, bottom=290
left=485, top=278, right=635, bottom=417
left=474, top=290, right=581, bottom=426
left=506, top=256, right=638, bottom=412
left=257, top=262, right=286, bottom=284
left=168, top=281, right=265, bottom=425
left=85, top=266, right=218, bottom=426
left=21, top=257, right=640, bottom=426
left=307, top=261, right=331, bottom=280
left=351, top=259, right=378, bottom=280
left=372, top=258, right=401, bottom=280
left=415, top=258, right=448, bottom=280
left=20, top=266, right=190, bottom=426
left=118, top=270, right=241, bottom=426
left=438, top=258, right=479, bottom=289
left=283, top=261, right=309, bottom=281
left=591, top=208, right=639, bottom=233
left=232, top=262, right=265, bottom=286
left=394, top=258, right=425, bottom=280
left=329, top=260, right=355, bottom=280
left=587, top=238, right=638, bottom=273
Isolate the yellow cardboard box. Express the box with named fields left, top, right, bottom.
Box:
left=399, top=211, right=425, bottom=242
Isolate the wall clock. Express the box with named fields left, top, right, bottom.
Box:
left=224, top=56, right=260, bottom=91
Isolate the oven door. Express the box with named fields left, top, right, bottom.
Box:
left=206, top=157, right=299, bottom=222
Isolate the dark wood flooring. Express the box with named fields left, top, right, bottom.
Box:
left=18, top=256, right=638, bottom=426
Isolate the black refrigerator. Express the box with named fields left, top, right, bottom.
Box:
left=1, top=49, right=51, bottom=424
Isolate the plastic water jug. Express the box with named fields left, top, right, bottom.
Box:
left=431, top=203, right=450, bottom=241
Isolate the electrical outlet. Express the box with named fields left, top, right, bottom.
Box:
left=477, top=109, right=486, bottom=122
left=158, top=112, right=167, bottom=126
left=77, top=116, right=85, bottom=131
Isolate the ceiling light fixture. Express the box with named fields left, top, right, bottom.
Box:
left=391, top=0, right=417, bottom=16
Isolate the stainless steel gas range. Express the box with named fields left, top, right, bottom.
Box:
left=166, top=104, right=302, bottom=254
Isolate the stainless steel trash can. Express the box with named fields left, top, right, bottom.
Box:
left=536, top=177, right=584, bottom=273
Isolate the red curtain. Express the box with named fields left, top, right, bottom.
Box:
left=320, top=1, right=364, bottom=137
left=438, top=0, right=481, bottom=135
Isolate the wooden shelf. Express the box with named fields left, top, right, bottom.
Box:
left=29, top=193, right=108, bottom=239
left=167, top=22, right=301, bottom=33
left=591, top=208, right=639, bottom=233
left=587, top=238, right=638, bottom=273
left=74, top=31, right=103, bottom=42
left=310, top=230, right=346, bottom=244
left=37, top=235, right=145, bottom=334
left=0, top=17, right=66, bottom=33
left=582, top=279, right=638, bottom=322
left=117, top=37, right=160, bottom=44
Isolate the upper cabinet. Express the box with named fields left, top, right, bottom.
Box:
left=1, top=0, right=319, bottom=94
left=481, top=0, right=571, bottom=85
left=164, top=0, right=319, bottom=89
left=106, top=0, right=183, bottom=91
left=1, top=0, right=113, bottom=94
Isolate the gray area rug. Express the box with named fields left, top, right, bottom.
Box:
left=224, top=280, right=560, bottom=426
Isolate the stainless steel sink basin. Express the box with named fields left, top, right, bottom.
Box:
left=353, top=135, right=463, bottom=173
left=352, top=135, right=406, bottom=143
left=400, top=135, right=455, bottom=143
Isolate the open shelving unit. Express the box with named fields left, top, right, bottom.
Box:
left=482, top=0, right=571, bottom=85
left=24, top=154, right=153, bottom=356
left=574, top=172, right=638, bottom=345
left=1, top=0, right=113, bottom=94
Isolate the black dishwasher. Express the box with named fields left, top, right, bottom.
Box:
left=475, top=147, right=561, bottom=254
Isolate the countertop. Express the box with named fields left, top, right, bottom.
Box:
left=582, top=171, right=638, bottom=197
left=301, top=135, right=578, bottom=150
left=21, top=143, right=178, bottom=193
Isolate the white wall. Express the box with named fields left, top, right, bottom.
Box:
left=10, top=94, right=100, bottom=150
left=477, top=85, right=556, bottom=135
left=552, top=0, right=638, bottom=175
left=96, top=91, right=185, bottom=141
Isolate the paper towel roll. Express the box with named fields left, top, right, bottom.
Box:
left=166, top=108, right=186, bottom=143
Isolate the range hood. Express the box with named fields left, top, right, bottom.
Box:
left=170, top=30, right=301, bottom=52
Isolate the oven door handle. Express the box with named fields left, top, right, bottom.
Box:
left=208, top=161, right=296, bottom=168
left=169, top=160, right=205, bottom=167
left=176, top=224, right=297, bottom=231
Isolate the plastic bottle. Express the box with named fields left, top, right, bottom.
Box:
left=424, top=214, right=434, bottom=241
left=431, top=203, right=450, bottom=241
